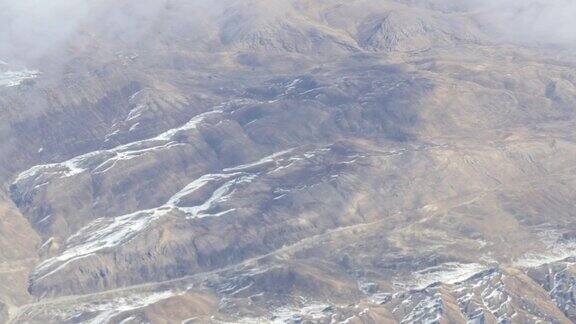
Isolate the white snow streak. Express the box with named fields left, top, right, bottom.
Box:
left=0, top=67, right=39, bottom=87
left=35, top=207, right=172, bottom=281
left=411, top=262, right=487, bottom=289
left=13, top=111, right=222, bottom=185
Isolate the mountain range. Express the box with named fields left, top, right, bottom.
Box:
left=1, top=0, right=576, bottom=323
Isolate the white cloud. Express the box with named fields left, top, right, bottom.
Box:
left=470, top=0, right=576, bottom=46
left=0, top=0, right=90, bottom=64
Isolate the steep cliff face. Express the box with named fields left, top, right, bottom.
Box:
left=2, top=0, right=576, bottom=323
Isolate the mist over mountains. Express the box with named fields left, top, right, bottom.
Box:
left=1, top=0, right=576, bottom=66
left=472, top=0, right=576, bottom=45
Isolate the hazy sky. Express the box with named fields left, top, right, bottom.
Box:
left=472, top=0, right=576, bottom=45
left=0, top=0, right=99, bottom=66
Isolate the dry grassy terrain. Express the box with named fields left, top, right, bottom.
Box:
left=1, top=0, right=576, bottom=323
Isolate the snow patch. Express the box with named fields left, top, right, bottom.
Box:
left=515, top=229, right=576, bottom=268
left=233, top=302, right=333, bottom=324
left=411, top=262, right=487, bottom=289
left=39, top=290, right=177, bottom=324
left=0, top=68, right=39, bottom=87
left=222, top=148, right=296, bottom=172
left=28, top=145, right=338, bottom=281
left=14, top=150, right=103, bottom=185
left=34, top=207, right=172, bottom=281
left=400, top=292, right=443, bottom=324
left=167, top=172, right=255, bottom=218
left=13, top=111, right=222, bottom=186
left=83, top=291, right=175, bottom=324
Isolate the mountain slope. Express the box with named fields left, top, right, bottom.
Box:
left=1, top=0, right=576, bottom=323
